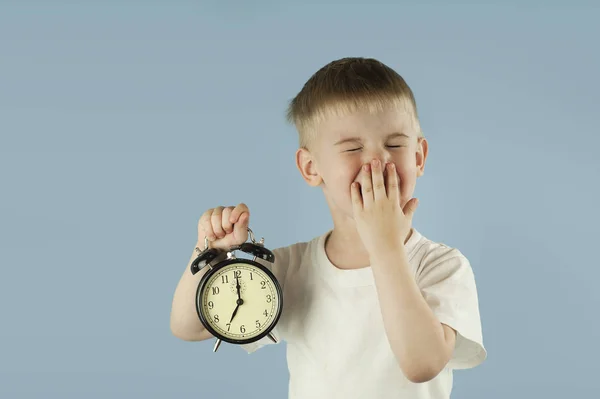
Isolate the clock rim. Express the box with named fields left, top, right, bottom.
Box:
left=195, top=257, right=283, bottom=345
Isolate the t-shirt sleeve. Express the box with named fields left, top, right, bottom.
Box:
left=416, top=248, right=487, bottom=370
left=240, top=245, right=291, bottom=354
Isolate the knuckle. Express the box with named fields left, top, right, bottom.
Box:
left=211, top=216, right=223, bottom=228
left=232, top=203, right=246, bottom=214
left=203, top=225, right=215, bottom=237
left=213, top=220, right=224, bottom=229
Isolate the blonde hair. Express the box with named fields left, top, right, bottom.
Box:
left=286, top=57, right=422, bottom=149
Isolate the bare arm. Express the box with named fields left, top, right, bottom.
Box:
left=169, top=242, right=214, bottom=341
left=370, top=246, right=457, bottom=383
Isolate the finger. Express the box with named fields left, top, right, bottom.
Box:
left=386, top=163, right=400, bottom=202
left=350, top=182, right=363, bottom=211
left=402, top=198, right=419, bottom=221
left=211, top=206, right=226, bottom=238
left=229, top=202, right=249, bottom=224
left=199, top=209, right=216, bottom=241
left=221, top=207, right=234, bottom=233
left=371, top=159, right=386, bottom=201
left=360, top=163, right=373, bottom=207
left=233, top=212, right=249, bottom=243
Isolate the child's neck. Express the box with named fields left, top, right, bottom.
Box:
left=324, top=225, right=371, bottom=270
left=325, top=224, right=413, bottom=270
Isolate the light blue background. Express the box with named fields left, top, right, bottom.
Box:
left=1, top=1, right=599, bottom=398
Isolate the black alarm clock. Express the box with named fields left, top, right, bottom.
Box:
left=190, top=228, right=283, bottom=352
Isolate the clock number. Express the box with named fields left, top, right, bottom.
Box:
left=233, top=270, right=241, bottom=278
left=212, top=287, right=220, bottom=295
left=226, top=323, right=231, bottom=331
left=266, top=294, right=272, bottom=303
left=263, top=310, right=268, bottom=317
left=250, top=272, right=254, bottom=280
left=213, top=314, right=219, bottom=323
left=208, top=301, right=214, bottom=309
left=255, top=320, right=261, bottom=328
left=260, top=281, right=266, bottom=289
left=240, top=325, right=246, bottom=333
left=221, top=275, right=229, bottom=284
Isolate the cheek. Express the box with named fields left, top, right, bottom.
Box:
left=397, top=169, right=417, bottom=198
left=324, top=157, right=361, bottom=183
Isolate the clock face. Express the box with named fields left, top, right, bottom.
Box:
left=197, top=260, right=282, bottom=343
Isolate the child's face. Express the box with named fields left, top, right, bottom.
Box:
left=296, top=106, right=428, bottom=220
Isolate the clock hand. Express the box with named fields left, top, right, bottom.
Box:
left=228, top=297, right=244, bottom=322
left=229, top=302, right=240, bottom=323
left=235, top=276, right=242, bottom=300
left=229, top=277, right=244, bottom=323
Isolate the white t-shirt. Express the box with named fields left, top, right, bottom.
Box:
left=242, top=228, right=487, bottom=399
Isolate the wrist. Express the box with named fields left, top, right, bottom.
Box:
left=369, top=244, right=408, bottom=269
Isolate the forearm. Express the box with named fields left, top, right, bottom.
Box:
left=170, top=243, right=212, bottom=341
left=370, top=246, right=451, bottom=382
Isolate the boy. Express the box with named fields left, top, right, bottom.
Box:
left=170, top=57, right=486, bottom=399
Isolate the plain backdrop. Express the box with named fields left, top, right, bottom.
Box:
left=1, top=1, right=599, bottom=398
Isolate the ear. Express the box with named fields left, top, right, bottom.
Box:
left=295, top=147, right=323, bottom=187
left=416, top=137, right=428, bottom=177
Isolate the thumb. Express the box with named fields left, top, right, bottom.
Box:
left=233, top=212, right=249, bottom=244
left=403, top=198, right=419, bottom=219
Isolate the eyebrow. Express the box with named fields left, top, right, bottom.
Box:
left=334, top=132, right=409, bottom=146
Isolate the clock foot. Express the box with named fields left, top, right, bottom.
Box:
left=213, top=338, right=222, bottom=352
left=267, top=332, right=278, bottom=343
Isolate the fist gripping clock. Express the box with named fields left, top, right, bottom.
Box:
left=190, top=228, right=283, bottom=352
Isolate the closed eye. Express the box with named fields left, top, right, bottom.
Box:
left=344, top=145, right=404, bottom=153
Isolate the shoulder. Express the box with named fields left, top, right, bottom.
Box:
left=266, top=235, right=316, bottom=283
left=408, top=230, right=476, bottom=287
left=272, top=239, right=312, bottom=263
left=410, top=229, right=468, bottom=267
